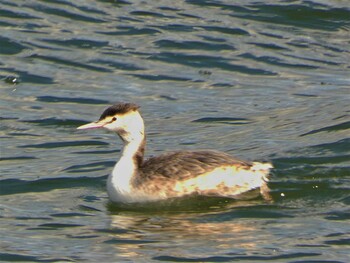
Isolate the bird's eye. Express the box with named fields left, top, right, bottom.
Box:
left=112, top=117, right=117, bottom=122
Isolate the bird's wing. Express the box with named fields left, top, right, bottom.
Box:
left=139, top=150, right=252, bottom=181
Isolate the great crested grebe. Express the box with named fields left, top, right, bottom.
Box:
left=77, top=103, right=273, bottom=203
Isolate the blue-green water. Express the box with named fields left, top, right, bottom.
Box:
left=1, top=0, right=349, bottom=262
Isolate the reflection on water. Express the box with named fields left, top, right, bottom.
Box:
left=108, top=212, right=261, bottom=260
left=1, top=0, right=349, bottom=262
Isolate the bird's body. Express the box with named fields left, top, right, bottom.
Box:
left=77, top=103, right=272, bottom=203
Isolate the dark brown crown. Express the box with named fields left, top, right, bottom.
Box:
left=99, top=103, right=140, bottom=120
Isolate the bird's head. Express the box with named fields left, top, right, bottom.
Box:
left=77, top=103, right=144, bottom=143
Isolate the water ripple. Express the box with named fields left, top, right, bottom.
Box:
left=98, top=26, right=160, bottom=36
left=153, top=252, right=322, bottom=262
left=0, top=176, right=105, bottom=196
left=18, top=140, right=108, bottom=149
left=24, top=3, right=106, bottom=23
left=192, top=117, right=251, bottom=125
left=0, top=36, right=26, bottom=55
left=29, top=54, right=113, bottom=72
left=154, top=39, right=234, bottom=51
left=300, top=121, right=350, bottom=136
left=0, top=253, right=74, bottom=263
left=1, top=0, right=349, bottom=262
left=36, top=96, right=109, bottom=105
left=40, top=38, right=109, bottom=49
left=150, top=52, right=275, bottom=75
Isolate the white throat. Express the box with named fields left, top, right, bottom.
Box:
left=107, top=112, right=146, bottom=203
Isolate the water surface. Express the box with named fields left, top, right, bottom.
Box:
left=1, top=0, right=349, bottom=262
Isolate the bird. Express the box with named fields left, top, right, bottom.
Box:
left=77, top=102, right=273, bottom=203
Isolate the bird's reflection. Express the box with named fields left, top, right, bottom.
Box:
left=105, top=197, right=271, bottom=260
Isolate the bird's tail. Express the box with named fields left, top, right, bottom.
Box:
left=251, top=162, right=273, bottom=181
left=251, top=162, right=273, bottom=201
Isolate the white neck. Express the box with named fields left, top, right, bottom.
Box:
left=107, top=116, right=145, bottom=203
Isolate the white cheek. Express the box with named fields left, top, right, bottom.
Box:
left=104, top=122, right=119, bottom=131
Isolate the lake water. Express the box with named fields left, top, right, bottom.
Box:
left=1, top=0, right=349, bottom=262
